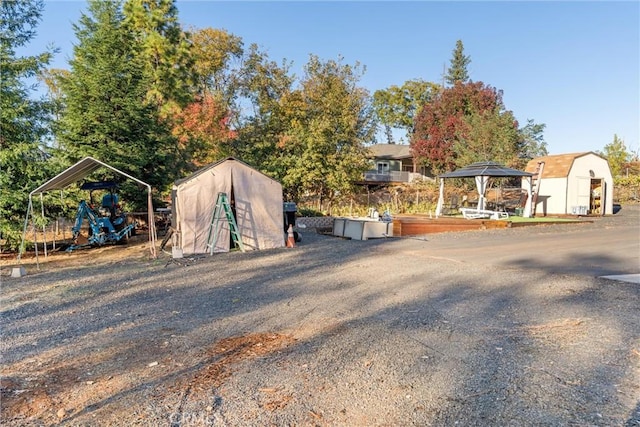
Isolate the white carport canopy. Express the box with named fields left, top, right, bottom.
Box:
left=19, top=157, right=157, bottom=264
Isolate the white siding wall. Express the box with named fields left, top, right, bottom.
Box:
left=536, top=177, right=568, bottom=215
left=569, top=155, right=614, bottom=214
left=570, top=176, right=593, bottom=213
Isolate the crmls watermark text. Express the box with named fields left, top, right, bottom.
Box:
left=168, top=411, right=218, bottom=426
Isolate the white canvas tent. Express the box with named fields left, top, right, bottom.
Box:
left=172, top=158, right=284, bottom=255
left=19, top=157, right=157, bottom=265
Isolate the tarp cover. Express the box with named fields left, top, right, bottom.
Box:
left=173, top=158, right=284, bottom=255
left=439, top=161, right=533, bottom=178
left=29, top=157, right=151, bottom=194
left=30, top=157, right=105, bottom=194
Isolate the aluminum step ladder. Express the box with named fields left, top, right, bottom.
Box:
left=206, top=192, right=244, bottom=254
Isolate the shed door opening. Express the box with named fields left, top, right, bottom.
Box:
left=589, top=178, right=605, bottom=216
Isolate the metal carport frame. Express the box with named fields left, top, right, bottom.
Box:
left=19, top=157, right=157, bottom=266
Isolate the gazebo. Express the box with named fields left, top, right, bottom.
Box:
left=436, top=161, right=534, bottom=217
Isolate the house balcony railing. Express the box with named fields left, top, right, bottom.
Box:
left=363, top=170, right=430, bottom=183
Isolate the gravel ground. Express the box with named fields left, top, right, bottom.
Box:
left=1, top=206, right=639, bottom=426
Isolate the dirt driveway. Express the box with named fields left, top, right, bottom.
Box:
left=1, top=206, right=639, bottom=426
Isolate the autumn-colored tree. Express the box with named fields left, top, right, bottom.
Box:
left=412, top=81, right=508, bottom=172
left=238, top=44, right=294, bottom=120
left=37, top=68, right=69, bottom=126
left=372, top=79, right=440, bottom=143
left=166, top=27, right=245, bottom=168
left=190, top=27, right=243, bottom=102
left=231, top=45, right=295, bottom=177
left=170, top=92, right=236, bottom=167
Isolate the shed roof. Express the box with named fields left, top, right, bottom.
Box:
left=368, top=144, right=412, bottom=159
left=525, top=152, right=604, bottom=178
left=439, top=161, right=532, bottom=178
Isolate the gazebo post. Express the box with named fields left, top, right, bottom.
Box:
left=475, top=175, right=489, bottom=211
left=435, top=178, right=445, bottom=218
left=33, top=211, right=40, bottom=271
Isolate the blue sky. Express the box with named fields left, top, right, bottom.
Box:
left=25, top=1, right=640, bottom=155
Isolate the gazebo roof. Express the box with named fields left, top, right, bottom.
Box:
left=439, top=161, right=533, bottom=178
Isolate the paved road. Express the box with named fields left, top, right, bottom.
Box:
left=406, top=205, right=640, bottom=278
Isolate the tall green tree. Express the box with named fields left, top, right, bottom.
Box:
left=233, top=54, right=375, bottom=207
left=445, top=39, right=471, bottom=86
left=601, top=134, right=631, bottom=178
left=0, top=0, right=56, bottom=249
left=56, top=0, right=179, bottom=206
left=280, top=56, right=376, bottom=208
left=372, top=79, right=440, bottom=143
left=516, top=119, right=548, bottom=166
left=190, top=27, right=243, bottom=102
left=123, top=0, right=194, bottom=110
left=453, top=109, right=520, bottom=167
left=232, top=44, right=295, bottom=177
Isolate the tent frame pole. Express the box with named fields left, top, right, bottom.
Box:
left=40, top=193, right=48, bottom=259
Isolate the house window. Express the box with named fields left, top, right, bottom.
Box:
left=377, top=162, right=389, bottom=174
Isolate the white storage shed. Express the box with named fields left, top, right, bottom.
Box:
left=524, top=152, right=613, bottom=216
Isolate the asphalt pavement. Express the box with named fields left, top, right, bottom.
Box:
left=413, top=205, right=640, bottom=279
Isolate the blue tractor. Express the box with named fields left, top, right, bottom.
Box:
left=67, top=181, right=137, bottom=252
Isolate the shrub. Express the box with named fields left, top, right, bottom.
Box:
left=613, top=175, right=640, bottom=203
left=297, top=207, right=325, bottom=217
